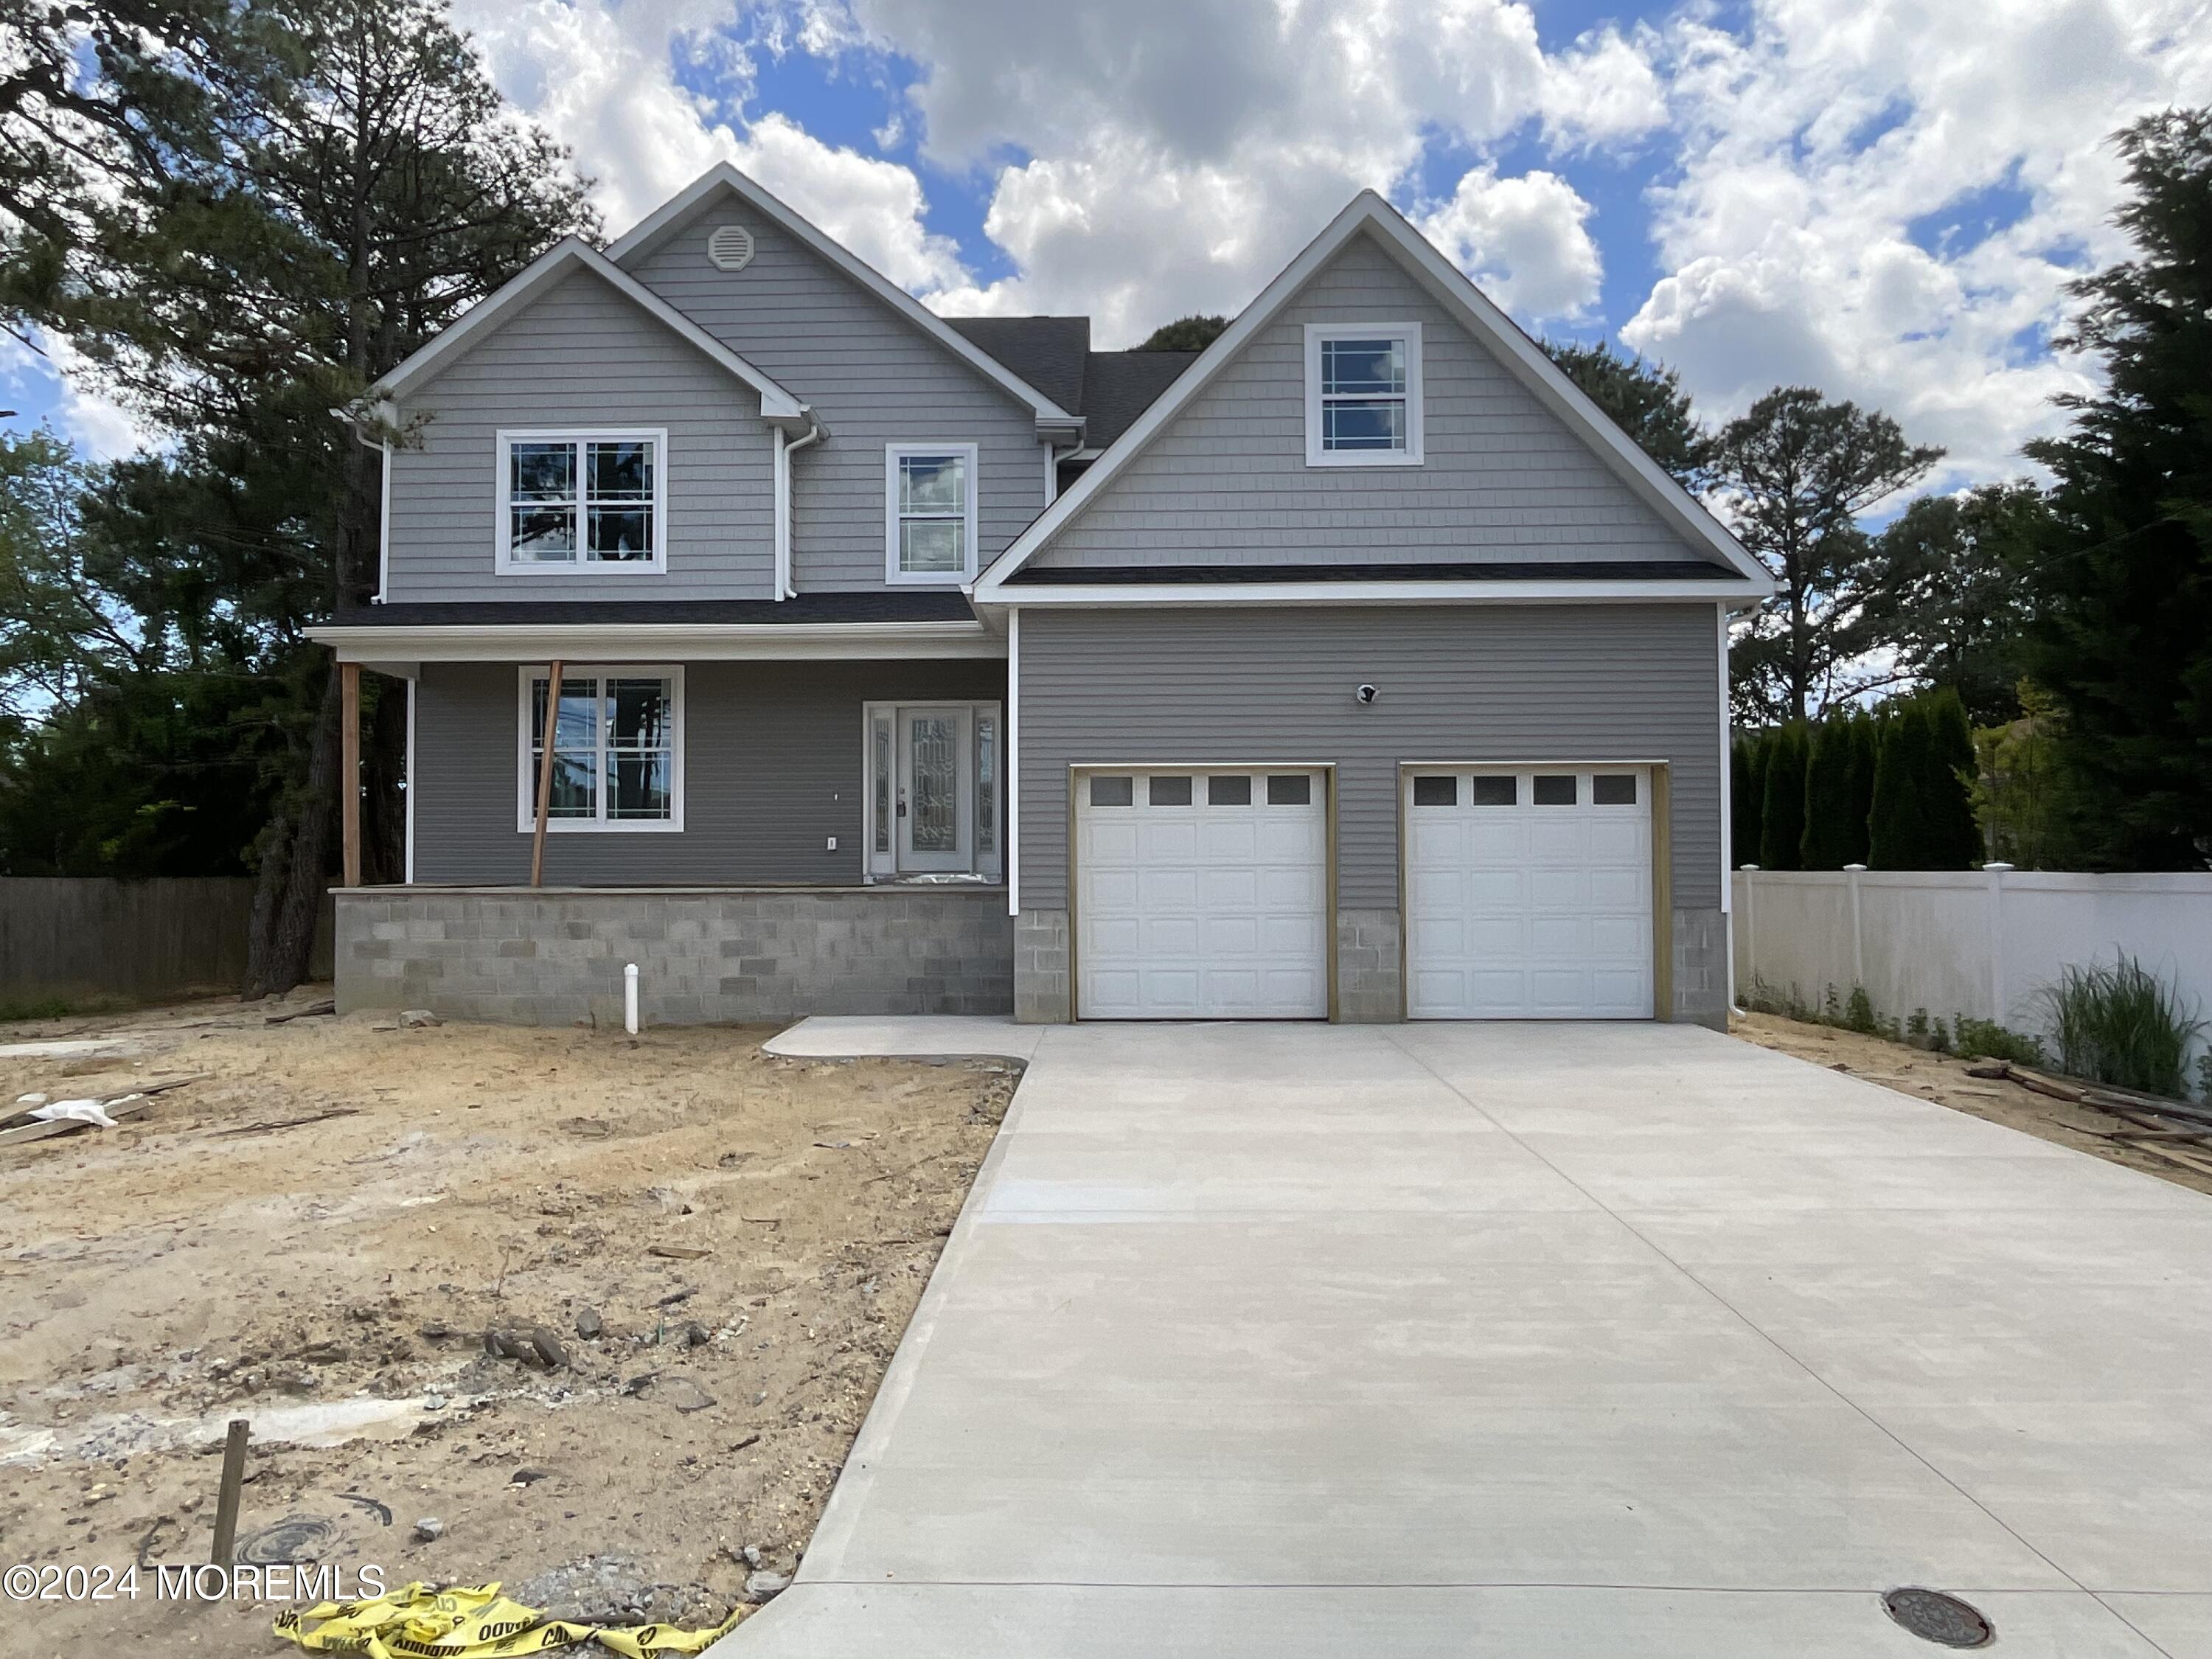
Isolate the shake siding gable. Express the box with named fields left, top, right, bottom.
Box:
left=1030, top=230, right=1709, bottom=572
left=626, top=198, right=1046, bottom=591
left=383, top=270, right=776, bottom=602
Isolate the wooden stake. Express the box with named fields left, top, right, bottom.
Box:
left=339, top=661, right=362, bottom=888
left=530, top=660, right=564, bottom=888
left=209, top=1418, right=249, bottom=1565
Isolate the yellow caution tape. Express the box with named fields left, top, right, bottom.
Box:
left=272, top=1579, right=748, bottom=1658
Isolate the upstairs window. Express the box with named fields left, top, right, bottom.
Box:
left=1304, top=323, right=1423, bottom=466
left=498, top=430, right=667, bottom=573
left=886, top=443, right=978, bottom=583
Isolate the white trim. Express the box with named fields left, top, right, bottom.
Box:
left=514, top=664, right=686, bottom=834
left=375, top=440, right=392, bottom=602
left=605, top=164, right=1079, bottom=431
left=404, top=676, right=417, bottom=883
left=988, top=580, right=1768, bottom=607
left=374, top=238, right=805, bottom=421
left=772, top=428, right=790, bottom=601
left=1717, top=601, right=1733, bottom=917
left=974, top=192, right=1773, bottom=601
left=884, top=442, right=979, bottom=586
left=1304, top=321, right=1423, bottom=467
left=495, top=428, right=669, bottom=576
left=312, top=621, right=1004, bottom=663
left=1007, top=607, right=1020, bottom=917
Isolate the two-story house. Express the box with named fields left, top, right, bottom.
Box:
left=316, top=164, right=1770, bottom=1029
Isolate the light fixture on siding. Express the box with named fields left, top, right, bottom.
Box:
left=706, top=223, right=755, bottom=272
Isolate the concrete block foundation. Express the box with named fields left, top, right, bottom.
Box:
left=335, top=886, right=1012, bottom=1027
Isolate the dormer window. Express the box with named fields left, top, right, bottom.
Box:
left=1304, top=323, right=1423, bottom=466
left=496, top=428, right=667, bottom=574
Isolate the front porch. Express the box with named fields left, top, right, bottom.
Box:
left=334, top=883, right=1013, bottom=1026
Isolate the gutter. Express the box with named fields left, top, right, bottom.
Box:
left=773, top=417, right=829, bottom=600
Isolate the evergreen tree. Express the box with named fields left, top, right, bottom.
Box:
left=1923, top=686, right=1983, bottom=867
left=1799, top=716, right=1858, bottom=869
left=1, top=0, right=596, bottom=990
left=1843, top=711, right=1879, bottom=864
left=1867, top=483, right=2051, bottom=725
left=1731, top=733, right=1765, bottom=868
left=1717, top=389, right=1944, bottom=724
left=1543, top=339, right=1713, bottom=490
left=1759, top=723, right=1809, bottom=871
left=1138, top=315, right=1227, bottom=351
left=1869, top=702, right=1935, bottom=868
left=2017, top=109, right=2212, bottom=869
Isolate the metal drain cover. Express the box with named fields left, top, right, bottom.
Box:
left=1883, top=1587, right=1994, bottom=1647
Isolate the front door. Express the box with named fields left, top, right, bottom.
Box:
left=895, top=706, right=971, bottom=872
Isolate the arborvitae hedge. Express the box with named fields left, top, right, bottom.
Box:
left=1758, top=722, right=1809, bottom=870
left=1799, top=717, right=1858, bottom=869
left=1868, top=701, right=1935, bottom=868
left=1731, top=736, right=1764, bottom=869
left=1924, top=686, right=1983, bottom=868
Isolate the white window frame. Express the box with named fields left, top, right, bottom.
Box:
left=513, top=664, right=686, bottom=833
left=1304, top=322, right=1423, bottom=467
left=884, top=442, right=979, bottom=585
left=495, top=428, right=669, bottom=575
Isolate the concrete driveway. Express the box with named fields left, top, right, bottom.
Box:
left=723, top=1020, right=2212, bottom=1658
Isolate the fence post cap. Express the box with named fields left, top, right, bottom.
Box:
left=1983, top=862, right=2016, bottom=873
left=1843, top=863, right=1868, bottom=872
left=1738, top=863, right=1761, bottom=871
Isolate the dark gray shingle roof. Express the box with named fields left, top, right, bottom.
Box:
left=942, top=316, right=1200, bottom=448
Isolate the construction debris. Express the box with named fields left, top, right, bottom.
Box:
left=271, top=1579, right=745, bottom=1657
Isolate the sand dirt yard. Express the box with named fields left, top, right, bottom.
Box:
left=0, top=991, right=1016, bottom=1657
left=1733, top=1009, right=2212, bottom=1198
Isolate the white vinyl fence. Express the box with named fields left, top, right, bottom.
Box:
left=1731, top=867, right=2212, bottom=1068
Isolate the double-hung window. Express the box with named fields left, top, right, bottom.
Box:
left=1304, top=323, right=1423, bottom=465
left=498, top=429, right=667, bottom=572
left=516, top=667, right=684, bottom=831
left=885, top=443, right=978, bottom=583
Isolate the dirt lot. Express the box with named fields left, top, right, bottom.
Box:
left=1733, top=1009, right=2212, bottom=1198
left=0, top=991, right=1018, bottom=1655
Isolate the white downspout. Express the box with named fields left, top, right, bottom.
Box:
left=1007, top=605, right=1020, bottom=917
left=775, top=420, right=826, bottom=600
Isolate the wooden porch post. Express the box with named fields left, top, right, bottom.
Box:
left=339, top=661, right=362, bottom=888
left=530, top=660, right=565, bottom=888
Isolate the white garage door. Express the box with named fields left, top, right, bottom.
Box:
left=1405, top=765, right=1654, bottom=1019
left=1077, top=768, right=1329, bottom=1019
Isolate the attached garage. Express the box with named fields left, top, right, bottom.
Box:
left=1404, top=765, right=1658, bottom=1020
left=1074, top=768, right=1329, bottom=1019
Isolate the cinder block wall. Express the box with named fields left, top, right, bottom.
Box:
left=336, top=888, right=1012, bottom=1026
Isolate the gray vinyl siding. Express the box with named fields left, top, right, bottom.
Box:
left=1033, top=231, right=1710, bottom=571
left=626, top=200, right=1047, bottom=591
left=386, top=271, right=776, bottom=602
left=414, top=659, right=1005, bottom=886
left=1015, top=604, right=1722, bottom=911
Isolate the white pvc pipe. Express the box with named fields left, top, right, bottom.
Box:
left=624, top=962, right=640, bottom=1036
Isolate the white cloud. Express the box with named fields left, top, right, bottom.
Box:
left=1416, top=167, right=1602, bottom=322
left=0, top=335, right=147, bottom=462
left=1619, top=0, right=2212, bottom=488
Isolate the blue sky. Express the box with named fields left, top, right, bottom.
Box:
left=10, top=0, right=2208, bottom=493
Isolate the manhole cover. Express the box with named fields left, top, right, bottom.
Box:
left=237, top=1514, right=336, bottom=1565
left=1883, top=1587, right=1994, bottom=1647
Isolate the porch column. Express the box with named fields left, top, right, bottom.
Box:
left=340, top=661, right=361, bottom=888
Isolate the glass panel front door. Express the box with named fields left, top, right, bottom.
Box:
left=897, top=708, right=970, bottom=871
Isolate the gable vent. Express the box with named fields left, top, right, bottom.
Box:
left=706, top=223, right=755, bottom=272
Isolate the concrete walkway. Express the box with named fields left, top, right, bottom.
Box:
left=722, top=1020, right=2212, bottom=1658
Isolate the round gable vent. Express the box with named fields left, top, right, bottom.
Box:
left=706, top=223, right=755, bottom=272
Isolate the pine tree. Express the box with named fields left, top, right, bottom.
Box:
left=1731, top=734, right=1765, bottom=868
left=1844, top=712, right=1879, bottom=864
left=1799, top=717, right=1857, bottom=868
left=1923, top=687, right=1983, bottom=867
left=1759, top=723, right=1809, bottom=871
left=1869, top=703, right=1935, bottom=868
left=2017, top=109, right=2212, bottom=868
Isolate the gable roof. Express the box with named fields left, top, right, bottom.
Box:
left=371, top=237, right=807, bottom=422
left=607, top=164, right=1082, bottom=433
left=1081, top=349, right=1201, bottom=449
left=973, top=192, right=1774, bottom=602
